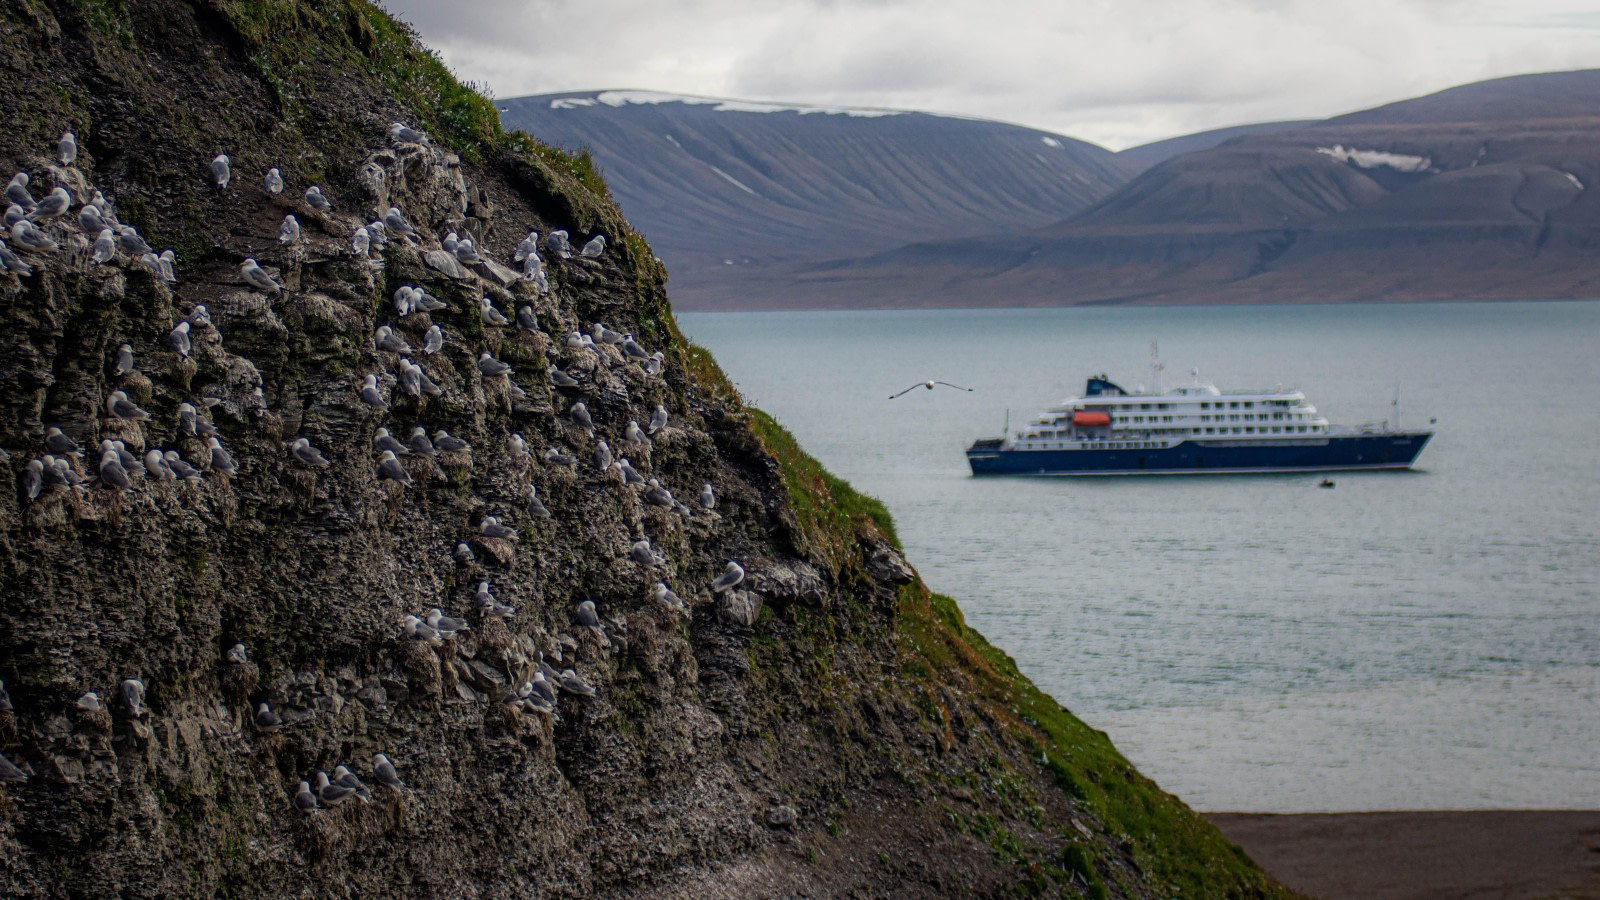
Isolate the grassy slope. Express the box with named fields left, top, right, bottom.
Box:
left=744, top=407, right=1283, bottom=897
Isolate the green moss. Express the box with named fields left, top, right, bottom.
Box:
left=1060, top=844, right=1110, bottom=900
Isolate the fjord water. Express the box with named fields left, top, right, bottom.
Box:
left=678, top=301, right=1600, bottom=813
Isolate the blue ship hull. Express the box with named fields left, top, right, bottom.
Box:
left=967, top=432, right=1432, bottom=476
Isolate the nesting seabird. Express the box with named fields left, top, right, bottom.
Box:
left=165, top=451, right=203, bottom=481
left=888, top=380, right=974, bottom=399
left=548, top=367, right=579, bottom=389
left=98, top=450, right=129, bottom=490
left=403, top=614, right=442, bottom=645
left=170, top=321, right=192, bottom=358
left=566, top=331, right=590, bottom=350
left=544, top=446, right=577, bottom=467
left=157, top=250, right=178, bottom=284
left=711, top=561, right=746, bottom=593
left=544, top=230, right=571, bottom=258
left=211, top=153, right=231, bottom=189
left=351, top=226, right=370, bottom=256
left=0, top=239, right=32, bottom=276
left=90, top=228, right=117, bottom=264
left=11, top=221, right=57, bottom=252
left=514, top=306, right=540, bottom=333
left=303, top=185, right=330, bottom=211
left=653, top=582, right=685, bottom=612
left=580, top=234, right=605, bottom=258
left=479, top=297, right=508, bottom=327
left=77, top=691, right=103, bottom=712
left=422, top=324, right=443, bottom=355
left=454, top=542, right=475, bottom=564
left=441, top=231, right=459, bottom=255
left=389, top=122, right=429, bottom=145
left=477, top=352, right=512, bottom=377
left=4, top=204, right=25, bottom=228
left=624, top=420, right=649, bottom=446
left=373, top=427, right=406, bottom=456
left=254, top=702, right=282, bottom=733
left=290, top=437, right=331, bottom=468
left=144, top=450, right=173, bottom=481
left=617, top=458, right=645, bottom=485
left=333, top=765, right=372, bottom=802
left=190, top=304, right=212, bottom=329
left=629, top=538, right=656, bottom=568
left=119, top=677, right=145, bottom=717
left=570, top=402, right=594, bottom=434
left=78, top=203, right=106, bottom=233
left=558, top=669, right=596, bottom=697
left=378, top=450, right=412, bottom=485
left=426, top=608, right=471, bottom=636
left=30, top=187, right=71, bottom=222
left=392, top=285, right=415, bottom=317
left=294, top=780, right=319, bottom=813
left=46, top=426, right=81, bottom=457
left=699, top=483, right=716, bottom=510
left=455, top=237, right=481, bottom=264
left=373, top=754, right=406, bottom=791
left=58, top=131, right=77, bottom=165
left=643, top=479, right=674, bottom=508
left=375, top=325, right=412, bottom=354
left=178, top=402, right=214, bottom=437
left=116, top=225, right=151, bottom=256
left=622, top=336, right=650, bottom=360
left=527, top=485, right=552, bottom=519
left=359, top=374, right=388, bottom=410
left=107, top=390, right=149, bottom=420
left=382, top=206, right=415, bottom=236
left=20, top=459, right=43, bottom=501
left=315, top=771, right=361, bottom=806
left=509, top=432, right=529, bottom=462
left=649, top=404, right=668, bottom=435
left=589, top=440, right=612, bottom=472
left=226, top=643, right=249, bottom=666
left=434, top=429, right=470, bottom=453
left=264, top=166, right=283, bottom=194
left=479, top=515, right=517, bottom=540
left=408, top=427, right=435, bottom=457
left=397, top=359, right=422, bottom=398
left=4, top=174, right=35, bottom=212
left=277, top=214, right=300, bottom=243
left=240, top=258, right=281, bottom=294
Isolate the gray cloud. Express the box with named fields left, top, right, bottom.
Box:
left=378, top=0, right=1600, bottom=149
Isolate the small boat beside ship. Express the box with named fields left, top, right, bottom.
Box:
left=967, top=374, right=1432, bottom=476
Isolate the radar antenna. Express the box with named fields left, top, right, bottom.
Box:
left=1149, top=341, right=1165, bottom=391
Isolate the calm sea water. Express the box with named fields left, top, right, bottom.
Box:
left=678, top=301, right=1600, bottom=813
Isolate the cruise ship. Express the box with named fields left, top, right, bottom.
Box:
left=966, top=375, right=1432, bottom=476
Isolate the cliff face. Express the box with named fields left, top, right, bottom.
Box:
left=0, top=2, right=1281, bottom=896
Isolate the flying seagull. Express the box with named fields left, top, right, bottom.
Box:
left=889, top=380, right=973, bottom=399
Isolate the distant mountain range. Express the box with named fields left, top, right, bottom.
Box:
left=501, top=72, right=1600, bottom=309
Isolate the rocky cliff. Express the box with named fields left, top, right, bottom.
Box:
left=0, top=2, right=1283, bottom=896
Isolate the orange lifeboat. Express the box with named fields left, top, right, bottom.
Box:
left=1072, top=411, right=1111, bottom=427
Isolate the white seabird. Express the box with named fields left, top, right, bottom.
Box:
left=580, top=235, right=605, bottom=258
left=277, top=214, right=300, bottom=243
left=711, top=561, right=746, bottom=593
left=426, top=608, right=471, bottom=636
left=455, top=237, right=481, bottom=264
left=254, top=702, right=282, bottom=733
left=373, top=754, right=406, bottom=791
left=403, top=614, right=442, bottom=646
left=264, top=167, right=283, bottom=194
left=119, top=677, right=145, bottom=717
left=544, top=446, right=576, bottom=467
left=290, top=437, right=330, bottom=468
left=5, top=173, right=35, bottom=211
left=515, top=306, right=540, bottom=332
left=649, top=405, right=668, bottom=435
left=207, top=437, right=238, bottom=476
left=117, top=225, right=150, bottom=256
left=45, top=426, right=80, bottom=456
left=594, top=440, right=613, bottom=471
left=315, top=770, right=361, bottom=805
left=351, top=226, right=370, bottom=256
left=333, top=765, right=371, bottom=802
left=389, top=122, right=429, bottom=145
left=378, top=450, right=412, bottom=484
left=558, top=669, right=596, bottom=697
left=629, top=538, right=656, bottom=567
left=373, top=427, right=406, bottom=456
left=30, top=187, right=71, bottom=222
left=408, top=427, right=434, bottom=456
left=653, top=582, right=685, bottom=612
left=570, top=402, right=594, bottom=434
left=616, top=458, right=645, bottom=485
left=78, top=203, right=106, bottom=233
left=106, top=390, right=149, bottom=420
left=211, top=153, right=231, bottom=190
left=11, top=221, right=57, bottom=251
left=91, top=228, right=116, bottom=264
left=303, top=185, right=330, bottom=211
left=382, top=206, right=415, bottom=236
left=699, top=483, right=716, bottom=510
left=0, top=239, right=32, bottom=276
left=170, top=321, right=191, bottom=358
left=889, top=380, right=974, bottom=399
left=240, top=258, right=281, bottom=294
left=21, top=459, right=43, bottom=500
left=294, top=780, right=319, bottom=813
left=479, top=297, right=508, bottom=327
left=477, top=352, right=512, bottom=377
left=359, top=373, right=387, bottom=409
left=454, top=542, right=475, bottom=564
left=548, top=366, right=579, bottom=388
left=58, top=131, right=77, bottom=166
left=422, top=324, right=443, bottom=354
left=624, top=420, right=648, bottom=446
left=527, top=486, right=551, bottom=519
left=158, top=250, right=178, bottom=283
left=375, top=325, right=412, bottom=354
left=479, top=515, right=517, bottom=540
left=544, top=230, right=571, bottom=259
left=434, top=430, right=470, bottom=453
left=144, top=450, right=173, bottom=481
left=112, top=343, right=134, bottom=376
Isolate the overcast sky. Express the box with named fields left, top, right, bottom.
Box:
left=377, top=0, right=1600, bottom=150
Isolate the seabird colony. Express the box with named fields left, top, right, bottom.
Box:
left=2, top=120, right=758, bottom=813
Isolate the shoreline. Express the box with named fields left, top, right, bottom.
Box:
left=1206, top=810, right=1600, bottom=899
